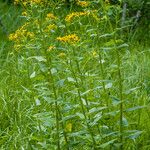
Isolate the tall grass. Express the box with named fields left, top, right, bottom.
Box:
left=0, top=1, right=150, bottom=149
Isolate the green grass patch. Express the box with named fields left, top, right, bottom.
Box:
left=0, top=1, right=150, bottom=149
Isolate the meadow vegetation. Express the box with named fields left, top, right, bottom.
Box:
left=0, top=0, right=150, bottom=149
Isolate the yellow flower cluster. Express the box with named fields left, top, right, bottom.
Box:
left=14, top=0, right=43, bottom=6
left=22, top=11, right=28, bottom=16
left=76, top=0, right=89, bottom=7
left=58, top=52, right=66, bottom=58
left=47, top=46, right=55, bottom=52
left=90, top=10, right=100, bottom=21
left=44, top=24, right=57, bottom=32
left=92, top=50, right=98, bottom=58
left=46, top=13, right=57, bottom=20
left=57, top=34, right=79, bottom=44
left=105, top=0, right=110, bottom=4
left=31, top=0, right=42, bottom=4
left=65, top=122, right=72, bottom=132
left=65, top=11, right=89, bottom=22
left=9, top=23, right=34, bottom=51
left=9, top=23, right=34, bottom=42
left=14, top=0, right=19, bottom=5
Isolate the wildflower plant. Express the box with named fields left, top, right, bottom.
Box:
left=1, top=0, right=149, bottom=149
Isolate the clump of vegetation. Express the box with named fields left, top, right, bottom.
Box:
left=0, top=0, right=149, bottom=149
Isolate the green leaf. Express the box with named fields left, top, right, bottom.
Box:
left=81, top=89, right=92, bottom=96
left=35, top=99, right=41, bottom=106
left=111, top=97, right=121, bottom=106
left=105, top=110, right=119, bottom=116
left=57, top=79, right=65, bottom=87
left=122, top=117, right=128, bottom=127
left=61, top=114, right=77, bottom=122
left=51, top=68, right=57, bottom=74
left=90, top=112, right=102, bottom=126
left=76, top=112, right=84, bottom=119
left=127, top=131, right=143, bottom=141
left=89, top=107, right=107, bottom=114
left=126, top=106, right=146, bottom=112
left=125, top=87, right=141, bottom=94
left=28, top=56, right=47, bottom=62
left=105, top=82, right=112, bottom=89
left=30, top=71, right=36, bottom=78
left=67, top=77, right=76, bottom=82
left=99, top=139, right=117, bottom=148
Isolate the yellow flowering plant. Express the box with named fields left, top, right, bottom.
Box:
left=76, top=0, right=89, bottom=7
left=57, top=34, right=80, bottom=44
left=5, top=1, right=144, bottom=149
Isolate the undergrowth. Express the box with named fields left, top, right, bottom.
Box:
left=0, top=0, right=149, bottom=149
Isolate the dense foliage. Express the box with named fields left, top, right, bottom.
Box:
left=0, top=0, right=149, bottom=149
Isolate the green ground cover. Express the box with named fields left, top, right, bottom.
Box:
left=0, top=1, right=150, bottom=149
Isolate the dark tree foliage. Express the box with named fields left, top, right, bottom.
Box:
left=2, top=0, right=13, bottom=3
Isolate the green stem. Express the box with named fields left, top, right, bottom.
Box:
left=116, top=48, right=123, bottom=149
left=72, top=48, right=89, bottom=109
left=46, top=57, right=61, bottom=150
left=97, top=51, right=110, bottom=106
left=68, top=59, right=97, bottom=149
left=45, top=54, right=69, bottom=150
left=105, top=7, right=124, bottom=148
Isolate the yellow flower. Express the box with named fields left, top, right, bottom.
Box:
left=65, top=123, right=72, bottom=132
left=76, top=1, right=89, bottom=7
left=9, top=33, right=17, bottom=41
left=92, top=50, right=98, bottom=58
left=46, top=13, right=57, bottom=20
left=14, top=44, right=22, bottom=51
left=32, top=0, right=42, bottom=4
left=14, top=0, right=44, bottom=6
left=44, top=24, right=57, bottom=32
left=9, top=22, right=34, bottom=43
left=47, top=46, right=55, bottom=52
left=26, top=32, right=34, bottom=38
left=57, top=34, right=80, bottom=44
left=22, top=1, right=28, bottom=6
left=22, top=11, right=28, bottom=16
left=105, top=0, right=110, bottom=4
left=90, top=10, right=100, bottom=21
left=14, top=0, right=19, bottom=5
left=58, top=52, right=66, bottom=58
left=65, top=11, right=89, bottom=22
